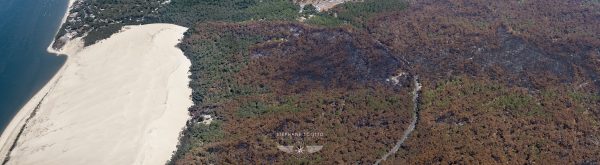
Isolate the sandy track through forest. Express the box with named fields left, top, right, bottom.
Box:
left=374, top=76, right=421, bottom=165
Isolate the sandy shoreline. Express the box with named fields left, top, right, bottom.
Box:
left=47, top=0, right=78, bottom=55
left=0, top=23, right=191, bottom=164
left=1, top=1, right=192, bottom=164
left=0, top=0, right=81, bottom=162
left=0, top=24, right=192, bottom=164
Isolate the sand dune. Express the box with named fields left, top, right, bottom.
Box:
left=1, top=24, right=191, bottom=165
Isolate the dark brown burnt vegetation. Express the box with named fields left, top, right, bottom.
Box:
left=369, top=0, right=600, bottom=90
left=170, top=0, right=600, bottom=164
left=243, top=25, right=410, bottom=93
left=172, top=22, right=414, bottom=164
left=364, top=0, right=600, bottom=164
left=387, top=77, right=600, bottom=164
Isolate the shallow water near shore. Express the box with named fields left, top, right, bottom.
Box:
left=0, top=0, right=68, bottom=133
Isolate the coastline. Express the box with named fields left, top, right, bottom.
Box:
left=2, top=24, right=191, bottom=164
left=0, top=0, right=193, bottom=163
left=46, top=0, right=77, bottom=55
left=0, top=0, right=80, bottom=162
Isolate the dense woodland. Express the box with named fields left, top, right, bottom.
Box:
left=171, top=22, right=414, bottom=164
left=371, top=0, right=600, bottom=163
left=53, top=0, right=302, bottom=47
left=53, top=0, right=166, bottom=48
left=56, top=0, right=600, bottom=164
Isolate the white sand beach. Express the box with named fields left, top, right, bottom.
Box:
left=0, top=24, right=192, bottom=165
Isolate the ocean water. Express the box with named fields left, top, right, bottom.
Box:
left=0, top=0, right=68, bottom=133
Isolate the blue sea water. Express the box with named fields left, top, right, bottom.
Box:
left=0, top=0, right=68, bottom=133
